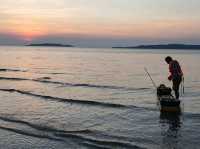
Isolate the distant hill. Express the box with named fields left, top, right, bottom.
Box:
left=26, top=43, right=74, bottom=47
left=113, top=44, right=200, bottom=49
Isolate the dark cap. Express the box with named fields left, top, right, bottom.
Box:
left=165, top=56, right=172, bottom=64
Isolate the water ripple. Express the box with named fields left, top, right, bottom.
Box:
left=0, top=76, right=151, bottom=91
left=0, top=88, right=129, bottom=108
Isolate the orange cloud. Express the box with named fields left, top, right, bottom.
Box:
left=1, top=15, right=200, bottom=42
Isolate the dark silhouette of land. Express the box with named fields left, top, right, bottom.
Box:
left=26, top=43, right=74, bottom=47
left=113, top=44, right=200, bottom=49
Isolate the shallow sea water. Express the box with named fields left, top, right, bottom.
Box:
left=0, top=46, right=200, bottom=149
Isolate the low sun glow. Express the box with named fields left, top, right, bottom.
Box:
left=1, top=0, right=200, bottom=45
left=14, top=24, right=48, bottom=42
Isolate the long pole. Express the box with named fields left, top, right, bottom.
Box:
left=144, top=67, right=157, bottom=89
left=182, top=76, right=185, bottom=94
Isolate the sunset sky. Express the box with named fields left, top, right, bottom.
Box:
left=0, top=0, right=200, bottom=47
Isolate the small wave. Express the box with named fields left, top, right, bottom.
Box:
left=55, top=133, right=146, bottom=149
left=0, top=87, right=154, bottom=111
left=36, top=77, right=51, bottom=80
left=0, top=68, right=27, bottom=72
left=0, top=115, right=146, bottom=148
left=0, top=76, right=151, bottom=91
left=26, top=77, right=152, bottom=91
left=33, top=79, right=65, bottom=85
left=0, top=115, right=91, bottom=134
left=0, top=76, right=28, bottom=81
left=184, top=112, right=200, bottom=120
left=0, top=125, right=63, bottom=142
left=36, top=71, right=76, bottom=75
left=0, top=88, right=128, bottom=108
left=81, top=142, right=112, bottom=149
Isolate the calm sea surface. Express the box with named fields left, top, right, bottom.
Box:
left=0, top=46, right=200, bottom=149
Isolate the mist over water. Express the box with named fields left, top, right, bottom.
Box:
left=0, top=46, right=200, bottom=149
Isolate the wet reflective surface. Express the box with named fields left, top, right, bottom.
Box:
left=0, top=46, right=200, bottom=148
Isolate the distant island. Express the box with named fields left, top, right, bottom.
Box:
left=113, top=44, right=200, bottom=49
left=26, top=43, right=74, bottom=47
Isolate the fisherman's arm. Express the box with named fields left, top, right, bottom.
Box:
left=168, top=64, right=173, bottom=81
left=168, top=75, right=172, bottom=81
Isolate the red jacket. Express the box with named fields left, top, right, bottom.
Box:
left=168, top=60, right=183, bottom=80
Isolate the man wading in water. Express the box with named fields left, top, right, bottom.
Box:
left=165, top=56, right=183, bottom=99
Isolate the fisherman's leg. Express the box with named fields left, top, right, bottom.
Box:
left=173, top=80, right=180, bottom=99
left=173, top=78, right=181, bottom=99
left=175, top=89, right=179, bottom=99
